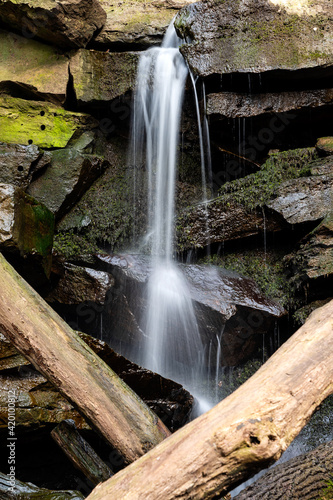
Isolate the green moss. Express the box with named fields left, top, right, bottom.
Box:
left=0, top=95, right=96, bottom=148
left=200, top=249, right=290, bottom=307
left=53, top=231, right=99, bottom=260
left=319, top=476, right=333, bottom=500
left=217, top=147, right=318, bottom=210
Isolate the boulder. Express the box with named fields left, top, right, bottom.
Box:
left=0, top=183, right=54, bottom=278
left=0, top=142, right=50, bottom=189
left=0, top=29, right=69, bottom=104
left=69, top=49, right=139, bottom=106
left=94, top=0, right=197, bottom=49
left=0, top=0, right=106, bottom=49
left=96, top=254, right=285, bottom=366
left=0, top=95, right=98, bottom=148
left=175, top=0, right=333, bottom=81
left=47, top=263, right=115, bottom=305
left=27, top=148, right=109, bottom=220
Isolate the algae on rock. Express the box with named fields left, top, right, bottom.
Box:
left=0, top=95, right=98, bottom=148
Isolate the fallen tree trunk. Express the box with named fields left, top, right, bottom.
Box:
left=51, top=419, right=113, bottom=485
left=87, top=300, right=333, bottom=500
left=0, top=253, right=170, bottom=464
left=234, top=439, right=333, bottom=499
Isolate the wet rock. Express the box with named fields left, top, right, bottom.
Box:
left=0, top=142, right=50, bottom=189
left=96, top=254, right=285, bottom=366
left=177, top=149, right=331, bottom=250
left=27, top=148, right=109, bottom=220
left=0, top=30, right=69, bottom=104
left=0, top=0, right=106, bottom=49
left=207, top=89, right=333, bottom=119
left=0, top=332, right=193, bottom=433
left=175, top=0, right=333, bottom=81
left=0, top=184, right=54, bottom=279
left=0, top=95, right=98, bottom=149
left=47, top=263, right=114, bottom=305
left=316, top=136, right=333, bottom=156
left=94, top=0, right=196, bottom=49
left=0, top=332, right=29, bottom=372
left=69, top=49, right=139, bottom=107
left=0, top=472, right=85, bottom=499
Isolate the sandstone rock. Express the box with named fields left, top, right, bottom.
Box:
left=0, top=184, right=54, bottom=277
left=0, top=332, right=30, bottom=371
left=0, top=30, right=69, bottom=103
left=94, top=0, right=196, bottom=49
left=0, top=95, right=98, bottom=148
left=0, top=142, right=50, bottom=189
left=27, top=148, right=108, bottom=220
left=0, top=0, right=106, bottom=49
left=175, top=0, right=333, bottom=79
left=96, top=254, right=285, bottom=366
left=47, top=263, right=115, bottom=305
left=266, top=171, right=333, bottom=225
left=316, top=136, right=333, bottom=156
left=69, top=49, right=139, bottom=106
left=207, top=89, right=333, bottom=119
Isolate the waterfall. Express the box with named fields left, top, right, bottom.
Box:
left=129, top=23, right=210, bottom=410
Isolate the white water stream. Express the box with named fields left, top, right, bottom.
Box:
left=129, top=24, right=211, bottom=412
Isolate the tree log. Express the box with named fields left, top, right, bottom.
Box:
left=51, top=419, right=113, bottom=486
left=87, top=300, right=333, bottom=499
left=234, top=439, right=333, bottom=499
left=0, top=253, right=170, bottom=464
left=0, top=471, right=84, bottom=499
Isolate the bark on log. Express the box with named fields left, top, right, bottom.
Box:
left=234, top=439, right=333, bottom=499
left=51, top=419, right=113, bottom=485
left=87, top=300, right=333, bottom=500
left=0, top=254, right=170, bottom=464
left=0, top=471, right=85, bottom=499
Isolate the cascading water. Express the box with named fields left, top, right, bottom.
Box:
left=129, top=24, right=210, bottom=411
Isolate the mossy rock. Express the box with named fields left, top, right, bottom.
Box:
left=316, top=136, right=333, bottom=156
left=176, top=0, right=333, bottom=77
left=0, top=95, right=98, bottom=148
left=0, top=29, right=69, bottom=102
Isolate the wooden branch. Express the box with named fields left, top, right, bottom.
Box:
left=87, top=300, right=333, bottom=499
left=0, top=253, right=170, bottom=464
left=0, top=471, right=84, bottom=499
left=51, top=419, right=113, bottom=486
left=234, top=439, right=333, bottom=499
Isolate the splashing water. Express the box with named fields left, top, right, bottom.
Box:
left=129, top=24, right=210, bottom=410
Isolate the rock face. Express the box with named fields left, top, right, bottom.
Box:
left=0, top=95, right=98, bottom=148
left=70, top=49, right=139, bottom=106
left=0, top=0, right=107, bottom=49
left=207, top=89, right=333, bottom=119
left=0, top=29, right=69, bottom=103
left=175, top=0, right=333, bottom=79
left=27, top=148, right=109, bottom=220
left=0, top=184, right=54, bottom=278
left=47, top=263, right=115, bottom=305
left=94, top=0, right=197, bottom=49
left=177, top=149, right=331, bottom=250
left=96, top=254, right=285, bottom=366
